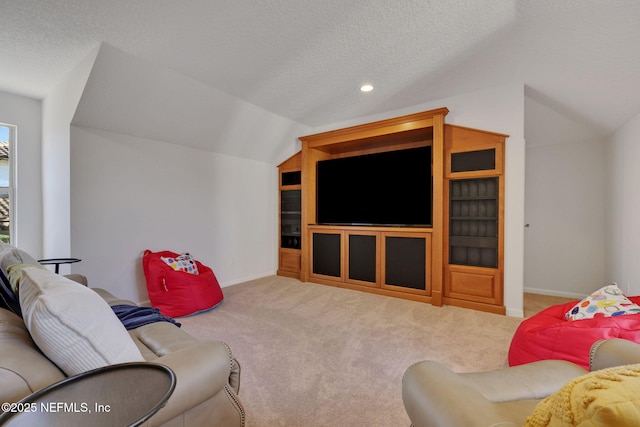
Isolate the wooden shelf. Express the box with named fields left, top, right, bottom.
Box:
left=444, top=128, right=506, bottom=314
left=277, top=152, right=303, bottom=279
left=277, top=108, right=508, bottom=315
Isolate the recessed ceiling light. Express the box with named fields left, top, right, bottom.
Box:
left=360, top=84, right=374, bottom=92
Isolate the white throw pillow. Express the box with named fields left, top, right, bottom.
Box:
left=19, top=267, right=144, bottom=376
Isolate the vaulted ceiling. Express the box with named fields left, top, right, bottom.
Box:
left=2, top=1, right=639, bottom=160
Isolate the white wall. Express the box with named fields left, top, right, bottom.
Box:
left=67, top=45, right=311, bottom=303
left=305, top=83, right=526, bottom=316
left=41, top=47, right=99, bottom=267
left=71, top=126, right=277, bottom=303
left=525, top=140, right=605, bottom=297
left=70, top=79, right=526, bottom=311
left=523, top=95, right=607, bottom=298
left=0, top=91, right=42, bottom=255
left=604, top=111, right=640, bottom=295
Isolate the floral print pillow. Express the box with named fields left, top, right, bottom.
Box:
left=160, top=252, right=199, bottom=275
left=565, top=284, right=640, bottom=321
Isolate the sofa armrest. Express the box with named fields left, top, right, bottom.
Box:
left=402, top=360, right=586, bottom=427
left=403, top=361, right=511, bottom=427
left=63, top=274, right=87, bottom=286
left=0, top=309, right=66, bottom=404
left=590, top=338, right=640, bottom=371
left=228, top=356, right=241, bottom=395
left=462, top=359, right=587, bottom=402
left=91, top=287, right=138, bottom=306
left=146, top=340, right=237, bottom=425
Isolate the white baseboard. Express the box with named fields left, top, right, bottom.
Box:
left=506, top=307, right=524, bottom=318
left=220, top=270, right=277, bottom=288
left=523, top=287, right=583, bottom=299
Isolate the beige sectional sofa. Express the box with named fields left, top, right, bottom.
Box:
left=0, top=243, right=244, bottom=426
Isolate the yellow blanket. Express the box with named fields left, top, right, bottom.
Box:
left=525, top=363, right=640, bottom=427
left=7, top=263, right=46, bottom=295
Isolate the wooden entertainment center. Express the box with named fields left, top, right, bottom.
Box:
left=277, top=107, right=508, bottom=314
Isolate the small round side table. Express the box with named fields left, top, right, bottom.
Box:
left=0, top=362, right=175, bottom=427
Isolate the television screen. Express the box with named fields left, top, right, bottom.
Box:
left=316, top=146, right=432, bottom=226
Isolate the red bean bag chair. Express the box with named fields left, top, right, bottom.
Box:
left=509, top=294, right=640, bottom=370
left=143, top=250, right=223, bottom=318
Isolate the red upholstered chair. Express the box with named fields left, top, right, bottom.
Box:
left=509, top=296, right=640, bottom=369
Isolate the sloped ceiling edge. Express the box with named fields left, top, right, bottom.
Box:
left=71, top=44, right=311, bottom=164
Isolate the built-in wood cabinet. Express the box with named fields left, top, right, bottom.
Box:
left=308, top=226, right=432, bottom=301
left=277, top=108, right=508, bottom=314
left=277, top=152, right=302, bottom=279
left=444, top=124, right=507, bottom=314
left=298, top=108, right=445, bottom=306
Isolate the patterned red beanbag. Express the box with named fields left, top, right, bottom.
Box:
left=509, top=295, right=640, bottom=370
left=142, top=249, right=223, bottom=317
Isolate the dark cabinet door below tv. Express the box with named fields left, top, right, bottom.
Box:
left=312, top=232, right=341, bottom=278
left=348, top=234, right=377, bottom=284
left=384, top=236, right=426, bottom=291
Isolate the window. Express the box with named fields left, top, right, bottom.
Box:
left=0, top=124, right=14, bottom=244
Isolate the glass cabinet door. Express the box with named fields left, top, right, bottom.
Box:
left=449, top=178, right=498, bottom=268
left=281, top=189, right=301, bottom=249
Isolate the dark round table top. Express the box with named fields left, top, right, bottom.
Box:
left=0, top=362, right=175, bottom=427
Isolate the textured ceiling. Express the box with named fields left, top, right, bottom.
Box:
left=2, top=0, right=640, bottom=135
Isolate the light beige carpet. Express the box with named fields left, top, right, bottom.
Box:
left=179, top=276, right=523, bottom=426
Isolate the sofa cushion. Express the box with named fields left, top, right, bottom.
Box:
left=0, top=246, right=42, bottom=314
left=0, top=307, right=67, bottom=404
left=525, top=364, right=640, bottom=426
left=0, top=247, right=39, bottom=273
left=19, top=267, right=144, bottom=376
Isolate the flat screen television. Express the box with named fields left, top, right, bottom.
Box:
left=316, top=146, right=432, bottom=226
